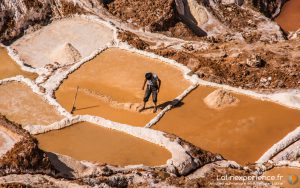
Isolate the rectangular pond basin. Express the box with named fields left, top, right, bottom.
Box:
left=0, top=47, right=37, bottom=80
left=11, top=17, right=114, bottom=68
left=154, top=86, right=300, bottom=165
left=36, top=122, right=171, bottom=166
left=56, top=48, right=190, bottom=126
left=0, top=82, right=63, bottom=126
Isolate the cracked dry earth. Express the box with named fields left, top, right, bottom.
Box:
left=0, top=0, right=300, bottom=187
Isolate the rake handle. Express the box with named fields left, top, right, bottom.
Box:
left=71, top=86, right=79, bottom=113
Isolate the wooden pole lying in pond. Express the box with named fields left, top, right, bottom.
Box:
left=71, top=86, right=79, bottom=114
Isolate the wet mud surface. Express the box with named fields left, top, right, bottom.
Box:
left=275, top=0, right=300, bottom=31
left=0, top=82, right=62, bottom=126
left=56, top=48, right=190, bottom=126
left=154, top=86, right=300, bottom=164
left=36, top=122, right=171, bottom=166
left=0, top=48, right=37, bottom=80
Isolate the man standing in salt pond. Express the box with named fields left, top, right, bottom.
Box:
left=140, top=72, right=161, bottom=113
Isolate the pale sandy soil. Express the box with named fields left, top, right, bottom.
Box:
left=11, top=17, right=114, bottom=68
left=36, top=122, right=171, bottom=166
left=56, top=48, right=190, bottom=126
left=154, top=86, right=300, bottom=165
left=0, top=48, right=37, bottom=80
left=0, top=82, right=62, bottom=126
left=263, top=167, right=300, bottom=188
left=275, top=0, right=300, bottom=31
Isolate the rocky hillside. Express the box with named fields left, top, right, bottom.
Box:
left=0, top=0, right=53, bottom=43
left=119, top=27, right=300, bottom=90
left=0, top=0, right=286, bottom=43
left=1, top=0, right=298, bottom=91
left=249, top=0, right=287, bottom=18
left=0, top=0, right=100, bottom=44
left=104, top=0, right=284, bottom=42
left=0, top=116, right=55, bottom=176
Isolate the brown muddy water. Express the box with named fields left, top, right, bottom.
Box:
left=0, top=47, right=37, bottom=80
left=56, top=48, right=190, bottom=126
left=36, top=122, right=171, bottom=166
left=0, top=82, right=62, bottom=126
left=275, top=0, right=300, bottom=31
left=263, top=167, right=300, bottom=188
left=154, top=86, right=300, bottom=165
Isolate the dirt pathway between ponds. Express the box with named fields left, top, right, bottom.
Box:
left=154, top=86, right=300, bottom=165
left=56, top=48, right=190, bottom=126
left=275, top=0, right=300, bottom=32
left=0, top=48, right=37, bottom=80
left=35, top=122, right=171, bottom=167
left=0, top=82, right=63, bottom=126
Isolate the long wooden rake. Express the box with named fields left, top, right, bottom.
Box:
left=70, top=86, right=79, bottom=114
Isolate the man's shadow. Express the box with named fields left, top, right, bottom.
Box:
left=75, top=105, right=100, bottom=111
left=144, top=99, right=184, bottom=111
left=158, top=99, right=184, bottom=109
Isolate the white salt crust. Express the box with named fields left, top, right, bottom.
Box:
left=0, top=15, right=300, bottom=172
left=0, top=129, right=17, bottom=157
left=254, top=160, right=300, bottom=176
left=275, top=160, right=300, bottom=169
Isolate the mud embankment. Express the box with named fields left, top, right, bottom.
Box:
left=0, top=116, right=55, bottom=176
left=105, top=0, right=203, bottom=40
